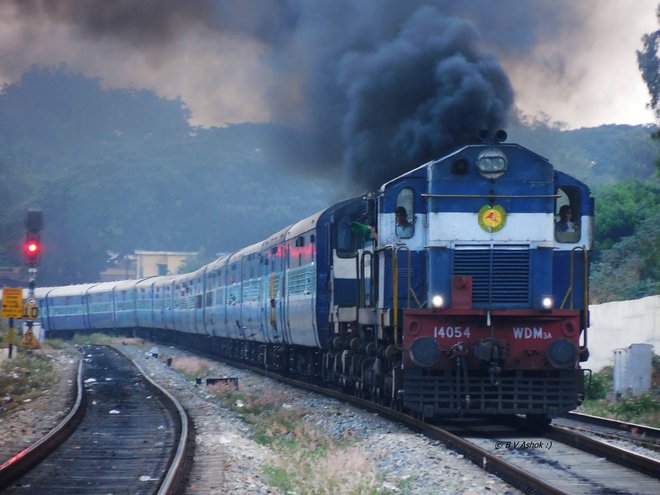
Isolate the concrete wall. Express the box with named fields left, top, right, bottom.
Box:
left=585, top=295, right=659, bottom=371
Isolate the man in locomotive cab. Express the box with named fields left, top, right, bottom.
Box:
left=395, top=206, right=413, bottom=238
left=555, top=204, right=579, bottom=243
left=556, top=205, right=577, bottom=233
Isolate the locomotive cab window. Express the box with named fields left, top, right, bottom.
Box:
left=396, top=188, right=414, bottom=239
left=335, top=216, right=356, bottom=257
left=555, top=187, right=580, bottom=243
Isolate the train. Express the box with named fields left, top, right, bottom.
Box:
left=35, top=131, right=593, bottom=423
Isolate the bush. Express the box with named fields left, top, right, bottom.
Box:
left=0, top=352, right=58, bottom=410
left=585, top=369, right=611, bottom=400
left=610, top=394, right=659, bottom=418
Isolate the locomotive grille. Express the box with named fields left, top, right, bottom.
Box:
left=453, top=245, right=530, bottom=306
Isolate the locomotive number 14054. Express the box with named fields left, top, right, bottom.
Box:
left=433, top=326, right=471, bottom=339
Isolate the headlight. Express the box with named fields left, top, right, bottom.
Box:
left=431, top=294, right=444, bottom=308
left=542, top=296, right=554, bottom=309
left=477, top=149, right=507, bottom=180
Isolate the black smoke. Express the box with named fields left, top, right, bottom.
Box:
left=8, top=0, right=545, bottom=189
left=336, top=6, right=512, bottom=186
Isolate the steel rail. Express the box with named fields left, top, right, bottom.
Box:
left=0, top=356, right=86, bottom=488
left=130, top=355, right=191, bottom=495
left=565, top=411, right=660, bottom=439
left=547, top=425, right=660, bottom=479
left=0, top=347, right=191, bottom=494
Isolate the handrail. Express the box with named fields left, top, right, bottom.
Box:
left=422, top=193, right=561, bottom=199
left=555, top=245, right=591, bottom=359
left=559, top=245, right=588, bottom=312
left=393, top=245, right=413, bottom=345
left=359, top=250, right=374, bottom=307
left=375, top=244, right=418, bottom=346
left=391, top=246, right=398, bottom=335
left=581, top=246, right=589, bottom=352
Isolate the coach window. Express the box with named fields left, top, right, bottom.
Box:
left=555, top=187, right=581, bottom=243
left=396, top=188, right=415, bottom=239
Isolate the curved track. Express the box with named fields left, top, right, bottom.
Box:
left=0, top=345, right=189, bottom=494
left=180, top=341, right=660, bottom=495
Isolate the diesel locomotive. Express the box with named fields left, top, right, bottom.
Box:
left=36, top=132, right=593, bottom=422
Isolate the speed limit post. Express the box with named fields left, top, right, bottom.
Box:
left=22, top=298, right=39, bottom=320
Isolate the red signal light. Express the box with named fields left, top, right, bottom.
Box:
left=24, top=235, right=41, bottom=265
left=26, top=241, right=39, bottom=254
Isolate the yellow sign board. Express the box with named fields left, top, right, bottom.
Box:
left=1, top=288, right=23, bottom=318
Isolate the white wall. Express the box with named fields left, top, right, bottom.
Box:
left=585, top=295, right=659, bottom=371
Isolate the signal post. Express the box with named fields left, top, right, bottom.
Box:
left=20, top=209, right=43, bottom=352
left=1, top=210, right=44, bottom=356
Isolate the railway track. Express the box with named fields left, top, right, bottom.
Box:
left=185, top=345, right=660, bottom=495
left=0, top=345, right=190, bottom=494
left=462, top=419, right=660, bottom=494
left=554, top=411, right=660, bottom=453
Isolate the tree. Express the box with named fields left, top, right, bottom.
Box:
left=637, top=4, right=660, bottom=123
left=590, top=180, right=660, bottom=302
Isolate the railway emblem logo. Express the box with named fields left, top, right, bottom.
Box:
left=478, top=205, right=507, bottom=233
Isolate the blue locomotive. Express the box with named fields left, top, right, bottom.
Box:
left=37, top=132, right=592, bottom=421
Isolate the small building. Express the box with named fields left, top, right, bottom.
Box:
left=99, top=256, right=137, bottom=281
left=135, top=250, right=197, bottom=278
left=613, top=343, right=654, bottom=397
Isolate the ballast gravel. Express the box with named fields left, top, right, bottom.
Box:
left=117, top=342, right=520, bottom=495
left=1, top=342, right=520, bottom=494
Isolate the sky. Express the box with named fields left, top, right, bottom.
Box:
left=0, top=0, right=656, bottom=183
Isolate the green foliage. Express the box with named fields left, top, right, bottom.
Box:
left=637, top=5, right=660, bottom=123
left=507, top=120, right=659, bottom=186
left=580, top=355, right=660, bottom=427
left=0, top=67, right=659, bottom=296
left=589, top=179, right=660, bottom=302
left=582, top=394, right=659, bottom=427
left=585, top=369, right=612, bottom=401
left=592, top=179, right=660, bottom=254
left=609, top=394, right=660, bottom=418
left=0, top=68, right=337, bottom=285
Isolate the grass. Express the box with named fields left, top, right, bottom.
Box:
left=0, top=350, right=59, bottom=412
left=263, top=446, right=384, bottom=495
left=580, top=394, right=660, bottom=427
left=204, top=381, right=387, bottom=494
left=169, top=355, right=210, bottom=381
left=70, top=333, right=143, bottom=346
left=580, top=361, right=660, bottom=427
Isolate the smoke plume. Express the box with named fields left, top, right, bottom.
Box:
left=3, top=0, right=590, bottom=188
